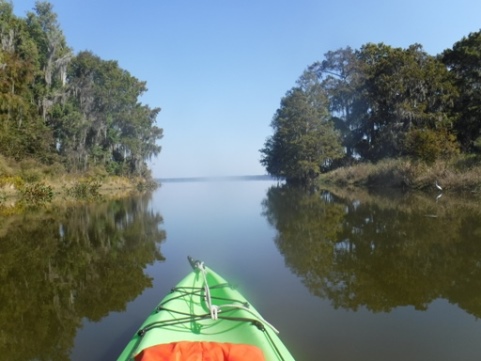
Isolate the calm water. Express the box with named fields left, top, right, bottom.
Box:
left=1, top=179, right=481, bottom=360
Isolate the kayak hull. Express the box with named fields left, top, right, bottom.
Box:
left=117, top=259, right=295, bottom=360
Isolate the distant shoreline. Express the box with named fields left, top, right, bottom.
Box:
left=157, top=175, right=276, bottom=183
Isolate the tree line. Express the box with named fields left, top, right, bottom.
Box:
left=261, top=31, right=481, bottom=184
left=0, top=1, right=162, bottom=177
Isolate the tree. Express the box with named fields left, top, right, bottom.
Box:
left=0, top=1, right=162, bottom=177
left=442, top=30, right=481, bottom=152
left=308, top=44, right=458, bottom=162
left=53, top=51, right=162, bottom=175
left=0, top=0, right=54, bottom=161
left=356, top=43, right=458, bottom=160
left=26, top=1, right=72, bottom=119
left=260, top=70, right=343, bottom=184
left=309, top=47, right=366, bottom=161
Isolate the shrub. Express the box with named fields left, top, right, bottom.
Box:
left=18, top=182, right=53, bottom=205
left=136, top=179, right=159, bottom=192
left=404, top=129, right=459, bottom=164
left=65, top=178, right=102, bottom=199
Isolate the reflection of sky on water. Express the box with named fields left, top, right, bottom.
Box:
left=149, top=179, right=281, bottom=275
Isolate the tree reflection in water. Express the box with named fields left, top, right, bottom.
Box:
left=262, top=185, right=481, bottom=317
left=0, top=194, right=165, bottom=361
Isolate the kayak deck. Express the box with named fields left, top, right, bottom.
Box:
left=117, top=258, right=295, bottom=360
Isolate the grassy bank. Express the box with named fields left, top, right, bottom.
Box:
left=0, top=156, right=158, bottom=208
left=320, top=156, right=481, bottom=193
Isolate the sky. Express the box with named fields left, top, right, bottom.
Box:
left=13, top=0, right=481, bottom=178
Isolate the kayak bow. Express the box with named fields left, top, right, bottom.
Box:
left=117, top=257, right=295, bottom=360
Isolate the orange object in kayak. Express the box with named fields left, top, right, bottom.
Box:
left=134, top=341, right=265, bottom=361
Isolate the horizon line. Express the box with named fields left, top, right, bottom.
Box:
left=156, top=174, right=277, bottom=182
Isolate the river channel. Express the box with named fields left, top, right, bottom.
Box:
left=1, top=178, right=480, bottom=360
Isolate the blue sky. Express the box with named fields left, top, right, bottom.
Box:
left=14, top=0, right=481, bottom=178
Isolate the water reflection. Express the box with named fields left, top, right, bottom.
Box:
left=262, top=185, right=481, bottom=317
left=0, top=194, right=165, bottom=361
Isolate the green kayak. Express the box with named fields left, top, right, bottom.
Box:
left=117, top=257, right=295, bottom=361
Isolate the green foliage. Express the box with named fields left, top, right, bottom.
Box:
left=18, top=182, right=53, bottom=205
left=358, top=43, right=457, bottom=160
left=0, top=2, right=162, bottom=179
left=264, top=40, right=469, bottom=176
left=442, top=30, right=481, bottom=151
left=65, top=178, right=101, bottom=200
left=333, top=43, right=457, bottom=161
left=54, top=50, right=163, bottom=176
left=261, top=70, right=343, bottom=185
left=404, top=128, right=459, bottom=163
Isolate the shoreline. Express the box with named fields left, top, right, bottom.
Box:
left=318, top=158, right=481, bottom=194
left=0, top=175, right=158, bottom=210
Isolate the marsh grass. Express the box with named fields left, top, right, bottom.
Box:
left=0, top=156, right=150, bottom=205
left=321, top=156, right=481, bottom=192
